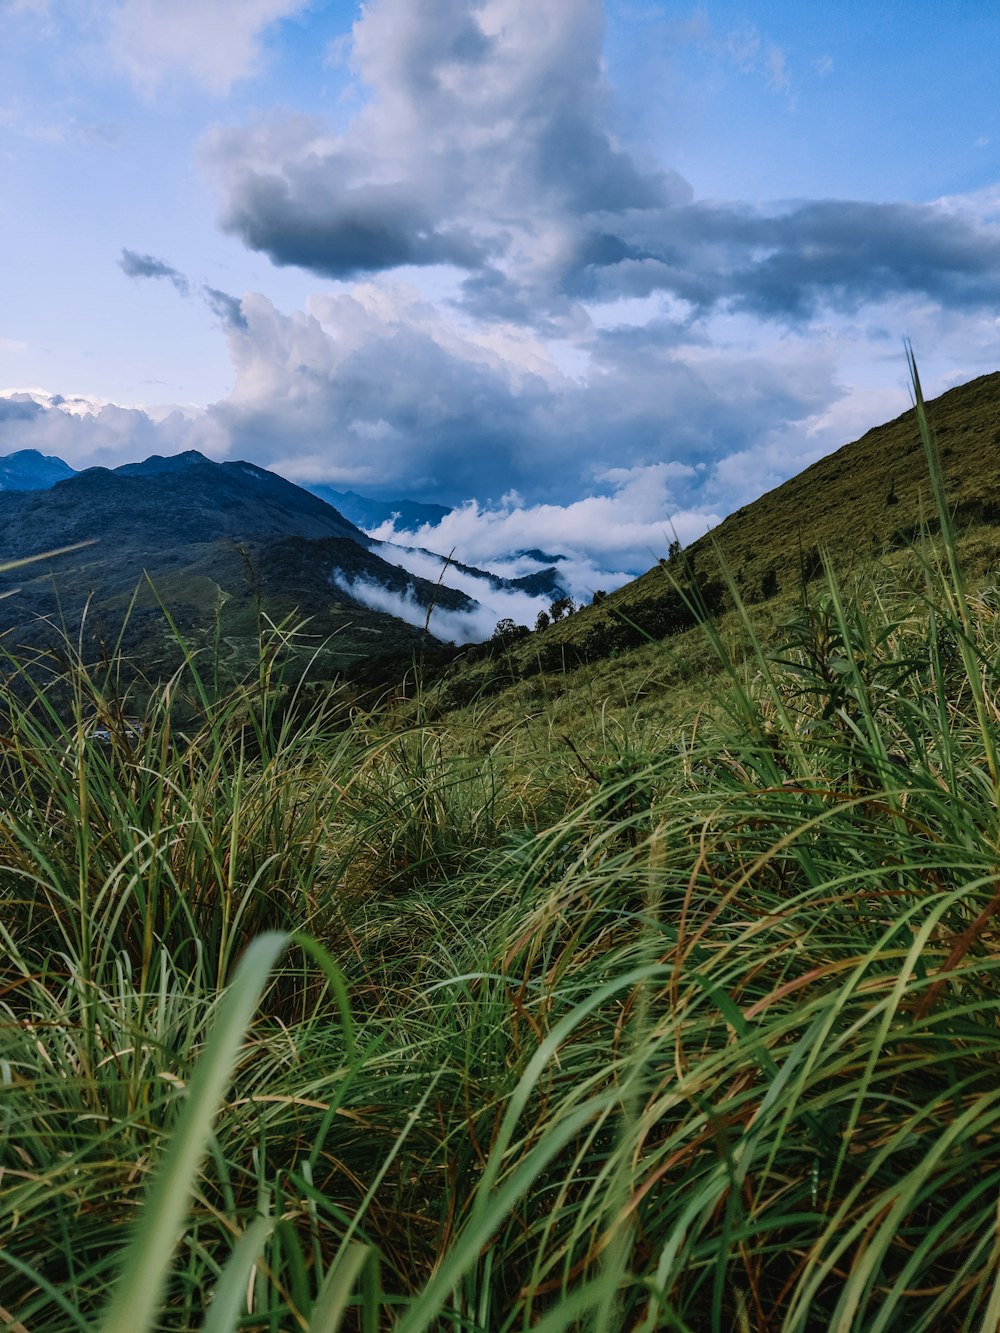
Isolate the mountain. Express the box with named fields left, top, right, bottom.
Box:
left=624, top=368, right=1000, bottom=612
left=516, top=548, right=568, bottom=565
left=305, top=484, right=452, bottom=533
left=0, top=451, right=476, bottom=681
left=0, top=451, right=367, bottom=551
left=0, top=448, right=76, bottom=491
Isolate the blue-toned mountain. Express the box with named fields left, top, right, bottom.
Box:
left=0, top=448, right=76, bottom=491
left=304, top=483, right=452, bottom=534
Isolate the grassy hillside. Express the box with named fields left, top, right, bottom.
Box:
left=638, top=367, right=1000, bottom=604
left=5, top=379, right=1000, bottom=1329
left=441, top=370, right=1000, bottom=710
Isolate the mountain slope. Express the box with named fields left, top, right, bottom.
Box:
left=0, top=452, right=472, bottom=678
left=0, top=453, right=369, bottom=558
left=305, top=484, right=452, bottom=533
left=621, top=368, right=1000, bottom=612
left=0, top=448, right=76, bottom=491
left=437, top=369, right=1000, bottom=700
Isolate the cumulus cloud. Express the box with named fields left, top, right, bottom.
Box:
left=119, top=248, right=190, bottom=296
left=366, top=464, right=722, bottom=596
left=203, top=0, right=1000, bottom=325
left=182, top=0, right=1000, bottom=567
left=212, top=286, right=573, bottom=498
left=585, top=199, right=1000, bottom=320
left=0, top=389, right=226, bottom=470
left=203, top=0, right=690, bottom=306
left=207, top=125, right=489, bottom=279
left=200, top=283, right=857, bottom=512
left=107, top=0, right=310, bottom=95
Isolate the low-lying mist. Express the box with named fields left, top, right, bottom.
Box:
left=329, top=567, right=540, bottom=644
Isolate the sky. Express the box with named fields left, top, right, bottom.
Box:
left=2, top=0, right=1000, bottom=594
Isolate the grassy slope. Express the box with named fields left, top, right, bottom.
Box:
left=608, top=368, right=1000, bottom=618
left=5, top=377, right=1000, bottom=1329
left=428, top=369, right=1000, bottom=737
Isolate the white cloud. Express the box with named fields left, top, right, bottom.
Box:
left=366, top=464, right=722, bottom=597
left=76, top=1, right=980, bottom=551
left=108, top=0, right=310, bottom=94
left=203, top=0, right=691, bottom=300
left=329, top=567, right=518, bottom=644
left=0, top=388, right=227, bottom=469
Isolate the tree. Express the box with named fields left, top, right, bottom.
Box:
left=549, top=595, right=575, bottom=621
left=492, top=617, right=528, bottom=646
left=534, top=609, right=551, bottom=631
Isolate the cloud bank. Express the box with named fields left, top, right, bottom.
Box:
left=366, top=464, right=721, bottom=599
left=194, top=0, right=1000, bottom=524
left=204, top=0, right=1000, bottom=324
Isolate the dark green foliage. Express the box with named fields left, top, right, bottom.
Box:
left=491, top=617, right=529, bottom=645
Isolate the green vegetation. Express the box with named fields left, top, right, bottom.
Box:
left=5, top=369, right=1000, bottom=1328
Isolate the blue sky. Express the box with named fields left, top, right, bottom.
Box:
left=2, top=0, right=999, bottom=584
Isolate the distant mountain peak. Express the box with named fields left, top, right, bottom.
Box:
left=0, top=448, right=76, bottom=492
left=305, top=483, right=453, bottom=533
left=115, top=450, right=215, bottom=477
left=5, top=448, right=59, bottom=463
left=517, top=547, right=568, bottom=565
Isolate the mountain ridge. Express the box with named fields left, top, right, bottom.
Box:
left=0, top=445, right=573, bottom=681
left=0, top=447, right=76, bottom=491
left=0, top=453, right=465, bottom=678
left=304, top=483, right=453, bottom=534
left=4, top=370, right=998, bottom=691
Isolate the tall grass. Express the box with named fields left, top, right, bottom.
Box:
left=4, top=379, right=1000, bottom=1328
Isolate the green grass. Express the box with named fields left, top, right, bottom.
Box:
left=5, top=373, right=1000, bottom=1329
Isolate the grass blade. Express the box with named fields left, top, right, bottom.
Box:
left=99, top=931, right=290, bottom=1333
